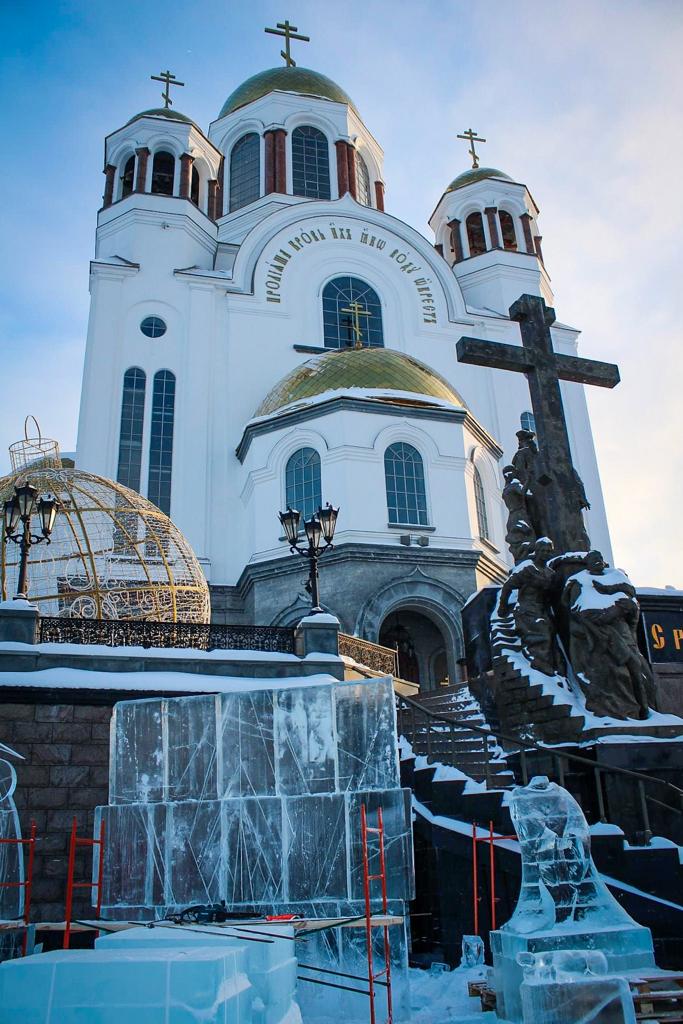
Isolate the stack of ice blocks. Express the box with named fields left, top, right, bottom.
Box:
left=96, top=677, right=414, bottom=918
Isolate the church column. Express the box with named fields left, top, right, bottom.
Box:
left=208, top=180, right=218, bottom=220
left=520, top=213, right=535, bottom=254
left=274, top=129, right=287, bottom=193
left=179, top=153, right=194, bottom=199
left=335, top=140, right=349, bottom=196
left=346, top=144, right=357, bottom=200
left=103, top=164, right=116, bottom=208
left=374, top=180, right=385, bottom=211
left=448, top=218, right=464, bottom=263
left=135, top=147, right=150, bottom=193
left=264, top=130, right=276, bottom=194
left=485, top=207, right=501, bottom=248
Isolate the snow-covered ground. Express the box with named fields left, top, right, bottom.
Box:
left=409, top=965, right=495, bottom=1024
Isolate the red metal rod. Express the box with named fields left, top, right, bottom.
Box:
left=489, top=820, right=496, bottom=931
left=63, top=817, right=78, bottom=950
left=360, top=804, right=376, bottom=1024
left=95, top=818, right=106, bottom=919
left=472, top=821, right=479, bottom=935
left=376, top=807, right=393, bottom=1024
left=21, top=822, right=36, bottom=957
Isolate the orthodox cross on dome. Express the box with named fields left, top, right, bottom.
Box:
left=264, top=19, right=310, bottom=67
left=340, top=300, right=372, bottom=348
left=150, top=69, right=185, bottom=109
left=457, top=293, right=620, bottom=553
left=457, top=128, right=487, bottom=169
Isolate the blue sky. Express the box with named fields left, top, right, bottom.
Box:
left=2, top=0, right=682, bottom=586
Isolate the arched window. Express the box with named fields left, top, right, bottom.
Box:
left=151, top=151, right=175, bottom=196
left=473, top=466, right=490, bottom=541
left=147, top=370, right=176, bottom=515
left=465, top=212, right=487, bottom=256
left=499, top=210, right=517, bottom=251
left=520, top=410, right=536, bottom=433
left=229, top=133, right=260, bottom=212
left=116, top=368, right=146, bottom=491
left=285, top=448, right=322, bottom=523
left=190, top=165, right=200, bottom=206
left=292, top=126, right=330, bottom=200
left=322, top=276, right=383, bottom=349
left=384, top=443, right=428, bottom=526
left=356, top=154, right=371, bottom=207
left=121, top=155, right=135, bottom=199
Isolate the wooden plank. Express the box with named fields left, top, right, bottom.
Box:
left=10, top=915, right=403, bottom=934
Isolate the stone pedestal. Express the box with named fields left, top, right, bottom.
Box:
left=0, top=600, right=39, bottom=645
left=295, top=613, right=341, bottom=659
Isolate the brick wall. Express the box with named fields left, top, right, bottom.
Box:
left=0, top=700, right=113, bottom=923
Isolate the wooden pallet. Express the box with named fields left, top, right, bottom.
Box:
left=630, top=973, right=683, bottom=1022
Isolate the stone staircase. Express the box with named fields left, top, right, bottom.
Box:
left=402, top=752, right=683, bottom=970
left=398, top=683, right=514, bottom=787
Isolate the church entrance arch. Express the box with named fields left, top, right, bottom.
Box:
left=355, top=572, right=466, bottom=691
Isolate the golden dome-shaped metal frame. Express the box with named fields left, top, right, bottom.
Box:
left=0, top=459, right=210, bottom=624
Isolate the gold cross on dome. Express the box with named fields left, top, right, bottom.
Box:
left=340, top=301, right=372, bottom=348
left=457, top=127, right=487, bottom=169
left=150, top=69, right=185, bottom=109
left=264, top=19, right=310, bottom=67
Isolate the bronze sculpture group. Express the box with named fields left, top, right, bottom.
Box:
left=497, top=431, right=656, bottom=721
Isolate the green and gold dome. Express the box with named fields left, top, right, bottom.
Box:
left=446, top=167, right=513, bottom=193
left=255, top=347, right=466, bottom=418
left=219, top=66, right=359, bottom=119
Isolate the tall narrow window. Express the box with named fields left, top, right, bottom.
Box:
left=356, top=154, right=371, bottom=207
left=385, top=443, right=428, bottom=526
left=117, top=368, right=146, bottom=491
left=285, top=448, right=322, bottom=522
left=190, top=165, right=200, bottom=206
left=473, top=466, right=489, bottom=540
left=147, top=370, right=176, bottom=515
left=292, top=126, right=330, bottom=199
left=121, top=155, right=135, bottom=199
left=151, top=151, right=175, bottom=196
left=466, top=212, right=487, bottom=256
left=322, top=276, right=383, bottom=349
left=229, top=133, right=260, bottom=212
left=499, top=210, right=518, bottom=251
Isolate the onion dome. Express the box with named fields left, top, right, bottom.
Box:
left=126, top=108, right=197, bottom=127
left=0, top=430, right=210, bottom=624
left=255, top=347, right=466, bottom=418
left=219, top=66, right=359, bottom=119
left=446, top=167, right=513, bottom=193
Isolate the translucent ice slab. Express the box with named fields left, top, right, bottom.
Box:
left=519, top=949, right=637, bottom=1024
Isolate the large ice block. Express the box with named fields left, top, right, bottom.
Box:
left=491, top=777, right=655, bottom=1023
left=99, top=678, right=412, bottom=916
left=519, top=950, right=637, bottom=1024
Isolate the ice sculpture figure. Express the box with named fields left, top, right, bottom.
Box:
left=490, top=777, right=655, bottom=1023
left=460, top=935, right=485, bottom=968
left=97, top=678, right=414, bottom=916
left=519, top=950, right=637, bottom=1024
left=0, top=744, right=24, bottom=922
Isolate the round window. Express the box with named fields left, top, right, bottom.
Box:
left=140, top=316, right=167, bottom=339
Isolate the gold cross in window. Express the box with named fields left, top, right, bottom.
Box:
left=150, top=69, right=185, bottom=109
left=340, top=301, right=372, bottom=348
left=456, top=128, right=487, bottom=169
left=264, top=20, right=310, bottom=67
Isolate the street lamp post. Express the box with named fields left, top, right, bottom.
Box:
left=3, top=482, right=59, bottom=599
left=279, top=502, right=339, bottom=613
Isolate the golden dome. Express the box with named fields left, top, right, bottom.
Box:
left=219, top=66, right=359, bottom=119
left=255, top=347, right=466, bottom=418
left=0, top=461, right=210, bottom=624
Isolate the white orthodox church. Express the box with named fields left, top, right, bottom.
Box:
left=75, top=56, right=611, bottom=689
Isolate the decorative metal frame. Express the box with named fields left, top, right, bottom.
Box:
left=0, top=458, right=210, bottom=624
left=338, top=632, right=399, bottom=676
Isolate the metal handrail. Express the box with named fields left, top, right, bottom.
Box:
left=396, top=692, right=683, bottom=835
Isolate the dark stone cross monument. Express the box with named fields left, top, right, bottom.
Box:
left=457, top=294, right=620, bottom=554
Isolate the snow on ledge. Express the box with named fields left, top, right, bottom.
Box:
left=0, top=666, right=340, bottom=695
left=0, top=640, right=306, bottom=662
